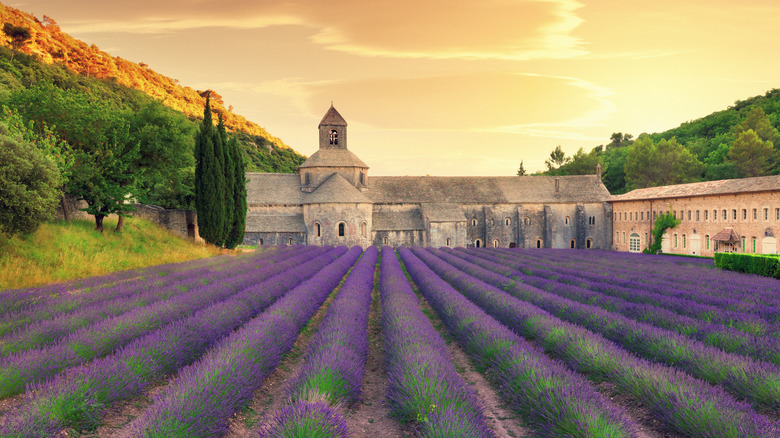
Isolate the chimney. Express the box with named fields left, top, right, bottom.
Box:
left=596, top=163, right=602, bottom=182
left=554, top=177, right=560, bottom=194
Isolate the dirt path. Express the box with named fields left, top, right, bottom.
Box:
left=225, top=277, right=345, bottom=437
left=344, top=268, right=408, bottom=438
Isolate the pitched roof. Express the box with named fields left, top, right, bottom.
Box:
left=303, top=173, right=371, bottom=204
left=298, top=148, right=369, bottom=168
left=245, top=214, right=306, bottom=233
left=367, top=175, right=609, bottom=204
left=318, top=105, right=347, bottom=127
left=421, top=203, right=466, bottom=222
left=372, top=209, right=425, bottom=230
left=245, top=173, right=301, bottom=205
left=612, top=175, right=780, bottom=201
left=712, top=228, right=740, bottom=242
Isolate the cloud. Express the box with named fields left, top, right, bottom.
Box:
left=303, top=72, right=614, bottom=133
left=15, top=0, right=586, bottom=60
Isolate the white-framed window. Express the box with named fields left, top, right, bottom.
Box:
left=629, top=233, right=641, bottom=253
left=493, top=240, right=499, bottom=248
left=474, top=239, right=482, bottom=248
left=471, top=218, right=477, bottom=226
left=524, top=217, right=531, bottom=226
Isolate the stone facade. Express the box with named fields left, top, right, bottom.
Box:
left=611, top=176, right=780, bottom=255
left=243, top=106, right=613, bottom=249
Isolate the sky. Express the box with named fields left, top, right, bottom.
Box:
left=7, top=0, right=780, bottom=176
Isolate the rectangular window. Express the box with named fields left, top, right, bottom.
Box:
left=696, top=210, right=700, bottom=221
left=741, top=236, right=746, bottom=252
left=623, top=232, right=626, bottom=243
left=777, top=208, right=779, bottom=221
left=732, top=209, right=737, bottom=220
left=674, top=234, right=678, bottom=248
left=705, top=210, right=709, bottom=221
left=616, top=231, right=620, bottom=242
left=742, top=209, right=747, bottom=220
left=713, top=210, right=717, bottom=220
left=753, top=237, right=757, bottom=253
left=753, top=209, right=757, bottom=220
left=765, top=208, right=769, bottom=221
left=683, top=234, right=687, bottom=248
left=645, top=233, right=648, bottom=244
left=688, top=210, right=692, bottom=221
left=706, top=235, right=710, bottom=250
left=723, top=209, right=727, bottom=221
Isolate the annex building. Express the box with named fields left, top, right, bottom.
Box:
left=611, top=176, right=780, bottom=256
left=242, top=106, right=614, bottom=249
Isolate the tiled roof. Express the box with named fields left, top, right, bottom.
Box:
left=367, top=175, right=609, bottom=204
left=303, top=173, right=371, bottom=204
left=372, top=209, right=425, bottom=230
left=318, top=105, right=348, bottom=127
left=612, top=175, right=780, bottom=201
left=421, top=203, right=467, bottom=222
left=712, top=228, right=740, bottom=242
left=245, top=214, right=306, bottom=232
left=245, top=173, right=301, bottom=205
left=298, top=148, right=369, bottom=168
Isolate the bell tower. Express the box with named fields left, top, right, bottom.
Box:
left=318, top=104, right=348, bottom=150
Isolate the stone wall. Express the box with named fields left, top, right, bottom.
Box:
left=55, top=196, right=200, bottom=241
left=243, top=232, right=305, bottom=246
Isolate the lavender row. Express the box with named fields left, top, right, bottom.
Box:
left=380, top=247, right=494, bottom=438
left=0, top=246, right=299, bottom=338
left=128, top=246, right=363, bottom=438
left=0, top=246, right=331, bottom=399
left=434, top=248, right=780, bottom=408
left=410, top=247, right=778, bottom=437
left=259, top=247, right=378, bottom=437
left=0, top=246, right=349, bottom=437
left=0, top=247, right=313, bottom=355
left=496, top=248, right=780, bottom=308
left=398, top=247, right=638, bottom=438
left=452, top=249, right=780, bottom=362
left=484, top=248, right=780, bottom=326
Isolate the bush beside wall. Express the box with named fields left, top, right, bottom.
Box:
left=714, top=252, right=780, bottom=279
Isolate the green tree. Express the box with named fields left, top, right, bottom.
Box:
left=559, top=147, right=601, bottom=175
left=225, top=135, right=246, bottom=249
left=194, top=95, right=226, bottom=245
left=217, top=112, right=233, bottom=246
left=625, top=135, right=703, bottom=190
left=644, top=207, right=680, bottom=254
left=728, top=129, right=776, bottom=177
left=3, top=23, right=31, bottom=63
left=516, top=160, right=526, bottom=176
left=0, top=123, right=61, bottom=235
left=733, top=106, right=780, bottom=146
left=545, top=145, right=569, bottom=171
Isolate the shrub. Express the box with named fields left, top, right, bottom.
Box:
left=714, top=252, right=780, bottom=279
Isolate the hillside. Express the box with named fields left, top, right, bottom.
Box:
left=536, top=88, right=780, bottom=194
left=0, top=217, right=223, bottom=290
left=0, top=3, right=306, bottom=170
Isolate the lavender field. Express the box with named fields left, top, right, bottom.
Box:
left=0, top=245, right=778, bottom=437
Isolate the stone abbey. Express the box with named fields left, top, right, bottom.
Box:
left=242, top=106, right=614, bottom=249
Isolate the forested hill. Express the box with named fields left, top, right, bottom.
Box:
left=534, top=89, right=780, bottom=194
left=0, top=3, right=306, bottom=173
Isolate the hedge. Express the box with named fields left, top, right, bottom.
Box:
left=714, top=252, right=780, bottom=279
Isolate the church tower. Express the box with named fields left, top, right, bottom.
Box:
left=298, top=105, right=369, bottom=193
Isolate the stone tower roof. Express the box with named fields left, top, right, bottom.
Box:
left=303, top=173, right=371, bottom=204
left=318, top=105, right=347, bottom=127
left=298, top=148, right=368, bottom=168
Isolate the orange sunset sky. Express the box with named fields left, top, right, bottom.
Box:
left=7, top=0, right=780, bottom=176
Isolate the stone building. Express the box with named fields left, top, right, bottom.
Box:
left=243, top=106, right=613, bottom=248
left=610, top=176, right=780, bottom=255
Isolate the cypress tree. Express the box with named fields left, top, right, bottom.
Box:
left=217, top=113, right=234, bottom=245
left=225, top=135, right=246, bottom=249
left=194, top=95, right=225, bottom=245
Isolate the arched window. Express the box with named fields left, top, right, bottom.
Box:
left=288, top=237, right=293, bottom=245
left=565, top=216, right=570, bottom=225
left=475, top=239, right=482, bottom=248
left=338, top=222, right=345, bottom=237
left=471, top=218, right=477, bottom=226
left=361, top=221, right=367, bottom=238
left=586, top=239, right=592, bottom=249
left=570, top=239, right=575, bottom=248
left=329, top=129, right=338, bottom=145
left=315, top=222, right=321, bottom=237
left=489, top=218, right=495, bottom=226
left=446, top=238, right=451, bottom=247
left=524, top=217, right=531, bottom=226
left=360, top=172, right=366, bottom=185
left=536, top=239, right=542, bottom=248
left=629, top=233, right=640, bottom=253
left=505, top=217, right=510, bottom=226
left=492, top=240, right=499, bottom=248
left=382, top=236, right=388, bottom=245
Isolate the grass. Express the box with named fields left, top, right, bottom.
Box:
left=0, top=217, right=224, bottom=291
